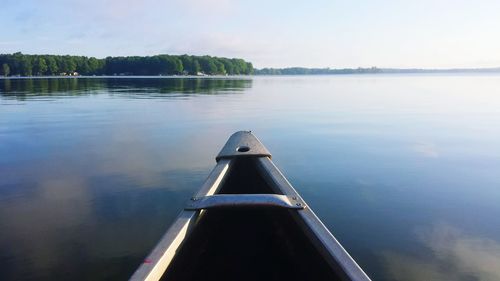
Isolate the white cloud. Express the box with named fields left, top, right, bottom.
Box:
left=3, top=0, right=500, bottom=67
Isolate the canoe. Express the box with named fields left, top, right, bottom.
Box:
left=130, top=131, right=371, bottom=281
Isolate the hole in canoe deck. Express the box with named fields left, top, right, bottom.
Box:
left=236, top=146, right=250, bottom=152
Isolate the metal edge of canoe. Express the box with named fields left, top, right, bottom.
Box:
left=130, top=131, right=372, bottom=281
left=223, top=131, right=371, bottom=281
left=129, top=158, right=231, bottom=281
left=255, top=157, right=372, bottom=281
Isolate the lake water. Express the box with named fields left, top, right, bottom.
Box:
left=1, top=75, right=500, bottom=281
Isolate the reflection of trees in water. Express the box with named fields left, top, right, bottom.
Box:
left=0, top=78, right=253, bottom=100
left=383, top=223, right=500, bottom=281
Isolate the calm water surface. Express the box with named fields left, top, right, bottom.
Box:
left=1, top=76, right=500, bottom=281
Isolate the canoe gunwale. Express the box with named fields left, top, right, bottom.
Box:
left=255, top=157, right=371, bottom=281
left=129, top=159, right=231, bottom=281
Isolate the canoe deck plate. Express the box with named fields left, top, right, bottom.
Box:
left=216, top=131, right=272, bottom=161
left=185, top=194, right=305, bottom=210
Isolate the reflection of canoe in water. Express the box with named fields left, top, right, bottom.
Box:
left=130, top=131, right=371, bottom=281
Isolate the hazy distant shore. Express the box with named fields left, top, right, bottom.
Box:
left=254, top=66, right=500, bottom=75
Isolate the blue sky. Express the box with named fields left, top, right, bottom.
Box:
left=1, top=0, right=500, bottom=68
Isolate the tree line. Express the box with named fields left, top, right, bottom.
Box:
left=0, top=53, right=253, bottom=76
left=254, top=67, right=382, bottom=75
left=254, top=66, right=500, bottom=75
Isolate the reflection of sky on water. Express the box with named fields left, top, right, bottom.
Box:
left=412, top=141, right=439, bottom=158
left=0, top=78, right=250, bottom=280
left=0, top=143, right=208, bottom=280
left=383, top=223, right=500, bottom=281
left=1, top=75, right=500, bottom=280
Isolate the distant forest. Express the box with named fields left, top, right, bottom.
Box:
left=0, top=53, right=253, bottom=76
left=2, top=53, right=499, bottom=77
left=255, top=66, right=500, bottom=75
left=255, top=67, right=382, bottom=75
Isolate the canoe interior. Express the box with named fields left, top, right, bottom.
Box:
left=161, top=158, right=341, bottom=281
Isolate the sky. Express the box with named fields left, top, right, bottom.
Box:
left=1, top=0, right=500, bottom=68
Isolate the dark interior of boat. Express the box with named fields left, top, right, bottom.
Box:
left=161, top=158, right=341, bottom=281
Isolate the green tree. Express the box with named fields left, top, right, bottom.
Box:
left=20, top=57, right=33, bottom=76
left=215, top=60, right=226, bottom=75
left=46, top=57, right=58, bottom=75
left=33, top=57, right=48, bottom=75
left=200, top=57, right=217, bottom=74
left=1, top=63, right=10, bottom=76
left=172, top=57, right=183, bottom=74
left=87, top=57, right=101, bottom=74
left=59, top=56, right=76, bottom=74
left=221, top=59, right=234, bottom=74
left=77, top=59, right=90, bottom=75
left=245, top=62, right=254, bottom=74
left=179, top=55, right=192, bottom=74
left=66, top=57, right=77, bottom=73
left=192, top=60, right=201, bottom=75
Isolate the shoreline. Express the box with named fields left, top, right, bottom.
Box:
left=2, top=72, right=500, bottom=80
